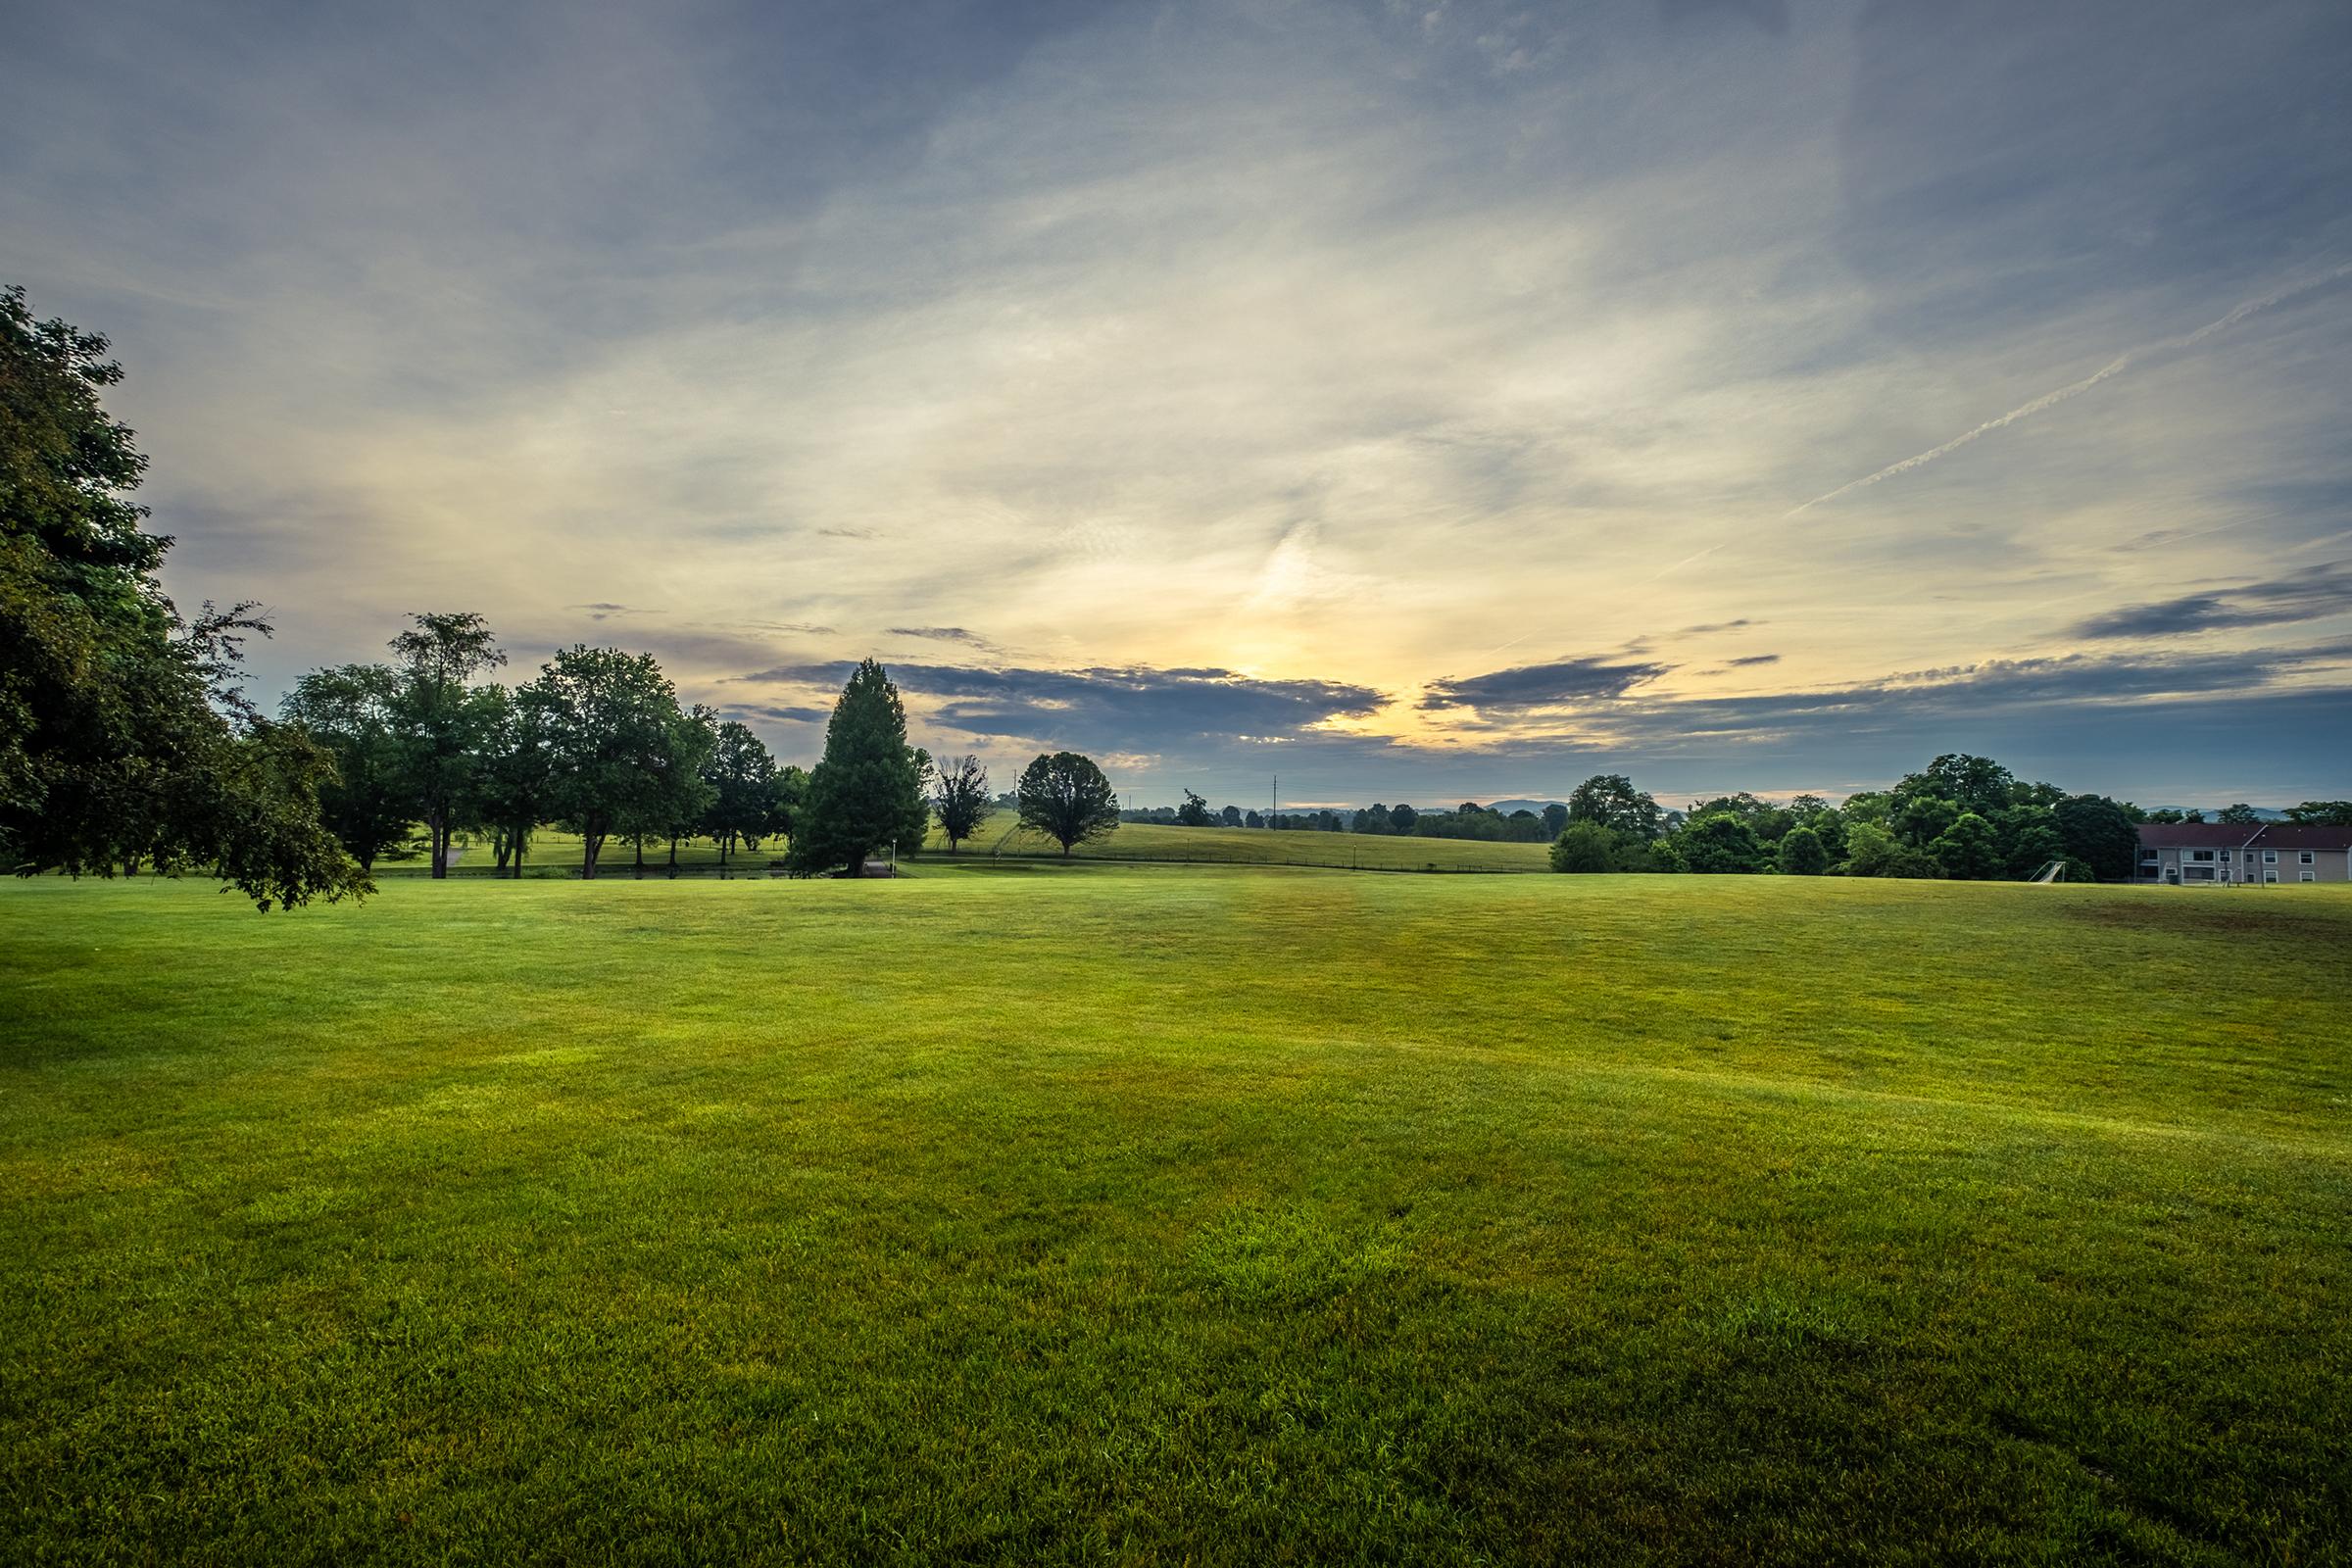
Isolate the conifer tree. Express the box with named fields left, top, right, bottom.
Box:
left=786, top=660, right=928, bottom=876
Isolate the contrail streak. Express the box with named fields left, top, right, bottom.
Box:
left=1787, top=260, right=2352, bottom=516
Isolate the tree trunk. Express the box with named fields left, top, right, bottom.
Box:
left=512, top=821, right=528, bottom=879
left=582, top=825, right=603, bottom=880
left=634, top=838, right=645, bottom=874
left=429, top=811, right=449, bottom=879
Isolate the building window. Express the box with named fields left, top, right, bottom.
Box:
left=2220, top=850, right=2232, bottom=862
left=2264, top=851, right=2278, bottom=863
left=2299, top=851, right=2316, bottom=865
left=2301, top=871, right=2317, bottom=883
left=2190, top=849, right=2215, bottom=862
left=2266, top=871, right=2279, bottom=883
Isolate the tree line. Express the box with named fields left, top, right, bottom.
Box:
left=288, top=629, right=1129, bottom=879
left=1543, top=760, right=2351, bottom=879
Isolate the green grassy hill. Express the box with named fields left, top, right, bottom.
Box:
left=4, top=871, right=2347, bottom=1562
left=951, top=812, right=1552, bottom=871
left=371, top=814, right=1548, bottom=878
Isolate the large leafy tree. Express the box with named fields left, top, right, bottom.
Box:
left=2053, top=794, right=2139, bottom=882
left=1016, top=752, right=1120, bottom=857
left=786, top=659, right=929, bottom=876
left=473, top=687, right=552, bottom=878
left=931, top=753, right=991, bottom=853
left=1841, top=821, right=1943, bottom=879
left=1672, top=813, right=1769, bottom=874
left=1776, top=823, right=1830, bottom=876
left=280, top=663, right=409, bottom=871
left=1548, top=820, right=1619, bottom=872
left=700, top=717, right=776, bottom=866
left=1908, top=754, right=2018, bottom=819
left=2285, top=801, right=2352, bottom=825
left=387, top=612, right=505, bottom=878
left=2, top=284, right=363, bottom=909
left=1176, top=789, right=1213, bottom=827
left=1568, top=774, right=1661, bottom=839
left=521, top=645, right=696, bottom=879
left=626, top=704, right=714, bottom=873
left=1928, top=811, right=2004, bottom=880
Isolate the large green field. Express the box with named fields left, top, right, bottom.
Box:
left=3, top=869, right=2347, bottom=1564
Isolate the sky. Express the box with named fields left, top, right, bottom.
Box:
left=6, top=0, right=2350, bottom=808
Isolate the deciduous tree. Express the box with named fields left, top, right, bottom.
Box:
left=1568, top=774, right=1661, bottom=839
left=521, top=645, right=695, bottom=880
left=387, top=612, right=505, bottom=878
left=1016, top=752, right=1120, bottom=857
left=280, top=663, right=409, bottom=871
left=1776, top=823, right=1830, bottom=876
left=931, top=754, right=990, bottom=852
left=2, top=284, right=363, bottom=909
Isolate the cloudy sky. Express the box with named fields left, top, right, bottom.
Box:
left=7, top=0, right=2350, bottom=806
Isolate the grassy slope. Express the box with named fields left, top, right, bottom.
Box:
left=2, top=872, right=2347, bottom=1565
left=379, top=815, right=1549, bottom=877
left=958, top=813, right=1551, bottom=871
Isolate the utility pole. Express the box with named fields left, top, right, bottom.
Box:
left=1271, top=774, right=1278, bottom=828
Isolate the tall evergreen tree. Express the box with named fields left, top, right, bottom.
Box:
left=786, top=660, right=928, bottom=876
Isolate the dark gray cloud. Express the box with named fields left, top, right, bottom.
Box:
left=888, top=626, right=995, bottom=648
left=737, top=660, right=1388, bottom=750
left=2072, top=562, right=2352, bottom=639
left=1726, top=653, right=1781, bottom=666
left=726, top=703, right=830, bottom=725
left=1420, top=655, right=1672, bottom=712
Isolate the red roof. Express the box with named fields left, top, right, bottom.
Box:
left=2137, top=822, right=2352, bottom=850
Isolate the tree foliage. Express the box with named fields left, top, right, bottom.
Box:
left=2053, top=794, right=2139, bottom=883
left=1841, top=821, right=1943, bottom=879
left=1016, top=752, right=1120, bottom=857
left=387, top=612, right=506, bottom=878
left=1776, top=823, right=1830, bottom=876
left=521, top=646, right=700, bottom=879
left=787, top=660, right=928, bottom=876
left=931, top=754, right=991, bottom=852
left=2, top=284, right=364, bottom=909
left=1675, top=813, right=1769, bottom=874
left=701, top=717, right=779, bottom=863
left=279, top=663, right=409, bottom=871
left=1548, top=821, right=1620, bottom=872
left=1928, top=811, right=2004, bottom=880
left=1568, top=774, right=1662, bottom=839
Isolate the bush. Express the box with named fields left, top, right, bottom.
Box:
left=1841, top=821, right=1943, bottom=879
left=1776, top=824, right=1830, bottom=876
left=1549, top=821, right=1619, bottom=872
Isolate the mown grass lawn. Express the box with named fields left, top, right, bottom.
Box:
left=381, top=812, right=1550, bottom=878
left=2, top=870, right=2347, bottom=1565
